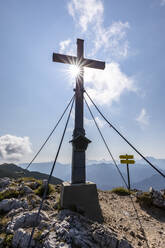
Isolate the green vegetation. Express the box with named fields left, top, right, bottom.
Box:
left=136, top=192, right=153, bottom=207
left=0, top=216, right=11, bottom=233
left=17, top=177, right=38, bottom=183
left=0, top=216, right=10, bottom=227
left=111, top=187, right=130, bottom=196
left=35, top=183, right=55, bottom=197
left=33, top=230, right=42, bottom=241
left=0, top=233, right=13, bottom=248
left=4, top=234, right=13, bottom=247
left=54, top=195, right=62, bottom=211
left=0, top=188, right=22, bottom=201
left=17, top=177, right=42, bottom=190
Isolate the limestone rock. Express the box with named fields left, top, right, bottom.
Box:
left=43, top=232, right=58, bottom=248
left=7, top=207, right=24, bottom=217
left=150, top=187, right=165, bottom=209
left=22, top=185, right=33, bottom=194
left=0, top=198, right=28, bottom=213
left=7, top=210, right=49, bottom=233
left=43, top=210, right=133, bottom=248
left=118, top=239, right=132, bottom=248
left=26, top=181, right=40, bottom=190
left=0, top=177, right=10, bottom=189
left=12, top=228, right=35, bottom=248
left=27, top=193, right=41, bottom=208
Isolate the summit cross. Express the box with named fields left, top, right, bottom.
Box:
left=53, top=39, right=105, bottom=184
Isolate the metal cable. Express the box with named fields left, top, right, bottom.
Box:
left=25, top=95, right=74, bottom=171
left=85, top=90, right=165, bottom=179
left=84, top=96, right=150, bottom=248
left=84, top=97, right=128, bottom=188
left=129, top=194, right=150, bottom=248
left=27, top=96, right=75, bottom=248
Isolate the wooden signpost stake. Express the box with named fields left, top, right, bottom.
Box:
left=119, top=154, right=135, bottom=190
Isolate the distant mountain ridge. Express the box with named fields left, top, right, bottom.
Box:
left=133, top=173, right=165, bottom=191
left=20, top=157, right=165, bottom=191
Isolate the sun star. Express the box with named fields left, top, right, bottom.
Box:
left=68, top=64, right=81, bottom=78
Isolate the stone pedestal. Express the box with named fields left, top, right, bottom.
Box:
left=60, top=181, right=103, bottom=222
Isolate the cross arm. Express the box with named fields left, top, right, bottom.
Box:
left=53, top=53, right=77, bottom=65
left=82, top=58, right=105, bottom=70
left=53, top=53, right=105, bottom=70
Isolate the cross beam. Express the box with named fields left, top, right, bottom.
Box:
left=53, top=53, right=105, bottom=70
left=53, top=39, right=105, bottom=184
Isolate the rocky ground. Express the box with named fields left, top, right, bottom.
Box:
left=98, top=189, right=165, bottom=248
left=0, top=177, right=164, bottom=248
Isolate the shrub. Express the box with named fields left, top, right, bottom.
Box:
left=111, top=187, right=130, bottom=196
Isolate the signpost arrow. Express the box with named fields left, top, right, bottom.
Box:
left=119, top=155, right=134, bottom=160
left=120, top=160, right=135, bottom=164
left=119, top=154, right=135, bottom=190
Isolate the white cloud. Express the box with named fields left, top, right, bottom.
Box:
left=0, top=135, right=32, bottom=162
left=95, top=117, right=106, bottom=128
left=85, top=62, right=136, bottom=105
left=136, top=108, right=149, bottom=127
left=84, top=116, right=105, bottom=128
left=92, top=21, right=130, bottom=58
left=67, top=0, right=130, bottom=58
left=68, top=0, right=103, bottom=32
left=61, top=0, right=136, bottom=106
left=59, top=39, right=71, bottom=53
left=160, top=0, right=165, bottom=6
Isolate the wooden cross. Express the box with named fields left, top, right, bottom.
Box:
left=53, top=39, right=105, bottom=184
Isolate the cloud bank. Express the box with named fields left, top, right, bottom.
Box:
left=85, top=62, right=135, bottom=105
left=68, top=0, right=104, bottom=32
left=61, top=0, right=136, bottom=107
left=67, top=0, right=130, bottom=58
left=0, top=135, right=32, bottom=162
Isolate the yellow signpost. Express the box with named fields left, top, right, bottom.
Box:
left=120, top=160, right=135, bottom=164
left=119, top=154, right=135, bottom=190
left=119, top=155, right=134, bottom=160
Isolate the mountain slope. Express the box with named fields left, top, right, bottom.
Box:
left=133, top=173, right=165, bottom=191
left=0, top=163, right=62, bottom=185
left=0, top=177, right=164, bottom=247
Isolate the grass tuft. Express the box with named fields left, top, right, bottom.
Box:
left=17, top=177, right=41, bottom=184
left=0, top=188, right=22, bottom=201
left=34, top=183, right=55, bottom=197
left=111, top=187, right=130, bottom=196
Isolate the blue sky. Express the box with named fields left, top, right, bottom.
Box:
left=0, top=0, right=165, bottom=164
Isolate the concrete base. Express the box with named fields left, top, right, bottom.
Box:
left=60, top=181, right=103, bottom=222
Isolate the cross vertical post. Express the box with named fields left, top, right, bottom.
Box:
left=53, top=38, right=105, bottom=184
left=71, top=39, right=90, bottom=184
left=74, top=39, right=85, bottom=137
